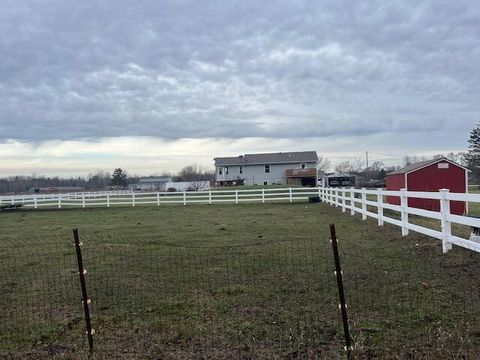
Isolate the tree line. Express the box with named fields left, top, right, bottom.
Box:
left=0, top=166, right=215, bottom=194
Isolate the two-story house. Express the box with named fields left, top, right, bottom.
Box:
left=214, top=151, right=319, bottom=187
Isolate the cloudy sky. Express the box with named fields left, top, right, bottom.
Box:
left=1, top=0, right=478, bottom=176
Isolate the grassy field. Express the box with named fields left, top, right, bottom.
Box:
left=1, top=202, right=480, bottom=359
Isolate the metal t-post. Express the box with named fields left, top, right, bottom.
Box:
left=73, top=228, right=94, bottom=353
left=329, top=224, right=352, bottom=359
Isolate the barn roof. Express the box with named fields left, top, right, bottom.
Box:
left=387, top=157, right=468, bottom=176
left=214, top=151, right=318, bottom=166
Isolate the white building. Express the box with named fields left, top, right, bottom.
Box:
left=128, top=176, right=172, bottom=191
left=165, top=181, right=211, bottom=192
left=214, top=151, right=318, bottom=186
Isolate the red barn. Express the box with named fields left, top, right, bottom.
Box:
left=386, top=158, right=469, bottom=215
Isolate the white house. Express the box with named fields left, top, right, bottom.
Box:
left=214, top=151, right=319, bottom=186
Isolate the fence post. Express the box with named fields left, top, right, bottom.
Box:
left=361, top=188, right=367, bottom=220
left=72, top=229, right=94, bottom=353
left=11, top=196, right=14, bottom=205
left=132, top=192, right=135, bottom=207
left=58, top=195, right=62, bottom=209
left=341, top=189, right=346, bottom=213
left=329, top=224, right=353, bottom=358
left=335, top=189, right=339, bottom=207
left=209, top=190, right=212, bottom=205
left=106, top=194, right=110, bottom=207
left=440, top=189, right=453, bottom=253
left=400, top=188, right=409, bottom=236
left=262, top=188, right=265, bottom=204
left=289, top=187, right=293, bottom=203
left=235, top=189, right=239, bottom=204
left=183, top=191, right=187, bottom=206
left=82, top=194, right=86, bottom=208
left=377, top=188, right=384, bottom=226
left=350, top=188, right=355, bottom=216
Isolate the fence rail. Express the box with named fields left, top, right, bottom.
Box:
left=318, top=187, right=480, bottom=254
left=3, top=186, right=480, bottom=254
left=0, top=187, right=322, bottom=208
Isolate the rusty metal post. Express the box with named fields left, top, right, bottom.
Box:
left=73, top=228, right=94, bottom=353
left=329, top=224, right=352, bottom=359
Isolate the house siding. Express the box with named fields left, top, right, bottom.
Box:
left=216, top=162, right=317, bottom=185
left=216, top=165, right=243, bottom=183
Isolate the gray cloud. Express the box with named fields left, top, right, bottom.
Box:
left=0, top=0, right=478, bottom=143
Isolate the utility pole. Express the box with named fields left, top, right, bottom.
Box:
left=366, top=151, right=369, bottom=169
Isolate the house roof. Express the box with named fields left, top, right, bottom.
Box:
left=387, top=157, right=468, bottom=176
left=214, top=151, right=318, bottom=166
left=139, top=176, right=172, bottom=183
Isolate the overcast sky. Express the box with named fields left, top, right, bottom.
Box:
left=1, top=0, right=479, bottom=176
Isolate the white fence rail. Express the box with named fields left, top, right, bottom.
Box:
left=318, top=187, right=480, bottom=254
left=2, top=187, right=480, bottom=254
left=0, top=188, right=321, bottom=209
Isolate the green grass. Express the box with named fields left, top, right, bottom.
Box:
left=1, top=203, right=480, bottom=359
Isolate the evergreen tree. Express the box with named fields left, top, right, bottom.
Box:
left=111, top=168, right=128, bottom=187
left=466, top=124, right=480, bottom=182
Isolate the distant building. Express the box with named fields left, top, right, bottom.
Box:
left=165, top=181, right=211, bottom=192
left=386, top=157, right=468, bottom=215
left=214, top=151, right=318, bottom=186
left=128, top=176, right=172, bottom=191
left=29, top=186, right=85, bottom=194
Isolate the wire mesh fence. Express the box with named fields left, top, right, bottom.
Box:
left=341, top=237, right=480, bottom=359
left=1, top=227, right=480, bottom=359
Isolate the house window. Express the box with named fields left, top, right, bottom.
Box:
left=265, top=164, right=270, bottom=173
left=301, top=164, right=306, bottom=169
left=225, top=166, right=229, bottom=175
left=219, top=167, right=223, bottom=175
left=239, top=166, right=243, bottom=174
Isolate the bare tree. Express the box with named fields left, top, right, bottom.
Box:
left=403, top=155, right=428, bottom=166
left=433, top=152, right=466, bottom=165
left=334, top=158, right=364, bottom=175
left=86, top=170, right=110, bottom=190
left=317, top=156, right=331, bottom=172
left=177, top=165, right=215, bottom=182
left=187, top=180, right=210, bottom=191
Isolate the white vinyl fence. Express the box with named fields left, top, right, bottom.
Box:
left=0, top=187, right=321, bottom=209
left=318, top=187, right=480, bottom=254
left=2, top=187, right=480, bottom=254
